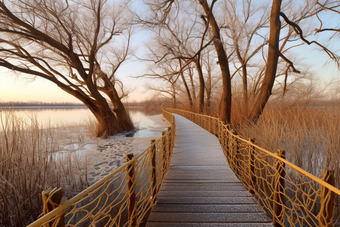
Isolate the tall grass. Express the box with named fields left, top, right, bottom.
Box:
left=0, top=109, right=89, bottom=226
left=237, top=104, right=340, bottom=190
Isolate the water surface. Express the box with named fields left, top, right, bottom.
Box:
left=0, top=106, right=163, bottom=137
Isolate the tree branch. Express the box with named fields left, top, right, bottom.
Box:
left=280, top=12, right=340, bottom=68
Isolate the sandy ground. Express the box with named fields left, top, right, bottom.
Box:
left=52, top=114, right=170, bottom=185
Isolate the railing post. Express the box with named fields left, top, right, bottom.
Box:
left=273, top=149, right=286, bottom=227
left=42, top=188, right=65, bottom=227
left=319, top=169, right=335, bottom=227
left=167, top=127, right=172, bottom=154
left=126, top=153, right=136, bottom=226
left=161, top=132, right=167, bottom=170
left=216, top=120, right=219, bottom=136
left=150, top=139, right=157, bottom=202
left=234, top=133, right=240, bottom=176
left=217, top=121, right=221, bottom=142
left=212, top=118, right=215, bottom=135
left=226, top=131, right=231, bottom=162
left=217, top=120, right=220, bottom=141
left=248, top=138, right=256, bottom=194
left=221, top=124, right=225, bottom=149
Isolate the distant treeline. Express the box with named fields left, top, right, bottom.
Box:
left=125, top=98, right=173, bottom=110
left=0, top=99, right=172, bottom=110
left=0, top=101, right=86, bottom=107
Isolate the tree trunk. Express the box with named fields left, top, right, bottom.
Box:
left=248, top=0, right=282, bottom=123
left=195, top=57, right=205, bottom=113
left=106, top=87, right=134, bottom=132
left=172, top=84, right=177, bottom=108
left=235, top=42, right=249, bottom=115
left=93, top=108, right=120, bottom=137
left=94, top=80, right=134, bottom=136
left=242, top=64, right=249, bottom=115
left=205, top=53, right=212, bottom=109
left=199, top=0, right=232, bottom=124
left=85, top=100, right=121, bottom=137
left=113, top=101, right=134, bottom=131
left=206, top=68, right=212, bottom=108
left=58, top=84, right=126, bottom=138
left=188, top=66, right=196, bottom=104
left=179, top=59, right=194, bottom=107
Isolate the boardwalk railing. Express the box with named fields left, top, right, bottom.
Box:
left=168, top=108, right=340, bottom=227
left=28, top=110, right=175, bottom=227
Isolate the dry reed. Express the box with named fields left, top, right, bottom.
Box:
left=0, top=109, right=89, bottom=227
left=237, top=104, right=340, bottom=190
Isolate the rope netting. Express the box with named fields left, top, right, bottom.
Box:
left=169, top=108, right=340, bottom=227
left=28, top=110, right=175, bottom=227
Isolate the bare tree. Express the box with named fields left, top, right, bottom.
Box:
left=139, top=1, right=224, bottom=113
left=220, top=0, right=270, bottom=116
left=178, top=59, right=194, bottom=107
left=201, top=47, right=221, bottom=110
left=0, top=0, right=134, bottom=137
left=221, top=0, right=316, bottom=118
left=197, top=0, right=233, bottom=123
left=143, top=0, right=340, bottom=124
left=140, top=59, right=180, bottom=107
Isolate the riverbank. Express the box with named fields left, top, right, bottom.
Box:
left=60, top=114, right=170, bottom=186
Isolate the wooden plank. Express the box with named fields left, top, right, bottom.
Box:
left=157, top=190, right=253, bottom=197
left=146, top=223, right=273, bottom=227
left=163, top=179, right=236, bottom=183
left=150, top=204, right=265, bottom=213
left=146, top=115, right=272, bottom=227
left=157, top=197, right=257, bottom=204
left=159, top=184, right=246, bottom=191
left=147, top=213, right=272, bottom=223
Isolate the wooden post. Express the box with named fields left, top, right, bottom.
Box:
left=319, top=169, right=335, bottom=227
left=215, top=119, right=221, bottom=137
left=273, top=150, right=286, bottom=227
left=218, top=122, right=222, bottom=145
left=150, top=139, right=157, bottom=201
left=167, top=127, right=172, bottom=155
left=226, top=131, right=231, bottom=163
left=213, top=119, right=215, bottom=135
left=248, top=138, right=256, bottom=194
left=208, top=118, right=211, bottom=132
left=161, top=132, right=167, bottom=170
left=42, top=188, right=65, bottom=227
left=217, top=121, right=221, bottom=142
left=232, top=132, right=240, bottom=176
left=126, top=153, right=136, bottom=226
left=216, top=120, right=219, bottom=137
left=222, top=126, right=226, bottom=151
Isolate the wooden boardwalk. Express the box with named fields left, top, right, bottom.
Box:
left=146, top=115, right=272, bottom=227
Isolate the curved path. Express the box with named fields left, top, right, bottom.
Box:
left=146, top=115, right=272, bottom=227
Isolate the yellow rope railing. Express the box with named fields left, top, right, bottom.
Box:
left=28, top=109, right=175, bottom=227
left=168, top=108, right=340, bottom=227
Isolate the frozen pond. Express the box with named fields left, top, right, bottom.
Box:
left=0, top=106, right=163, bottom=138
left=0, top=106, right=171, bottom=184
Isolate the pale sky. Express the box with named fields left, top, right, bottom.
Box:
left=0, top=40, right=339, bottom=104
left=0, top=60, right=152, bottom=103
left=0, top=1, right=340, bottom=104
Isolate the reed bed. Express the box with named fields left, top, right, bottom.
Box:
left=237, top=105, right=340, bottom=191
left=0, top=109, right=89, bottom=227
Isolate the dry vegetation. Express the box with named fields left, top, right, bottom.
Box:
left=0, top=109, right=89, bottom=226
left=235, top=103, right=340, bottom=190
